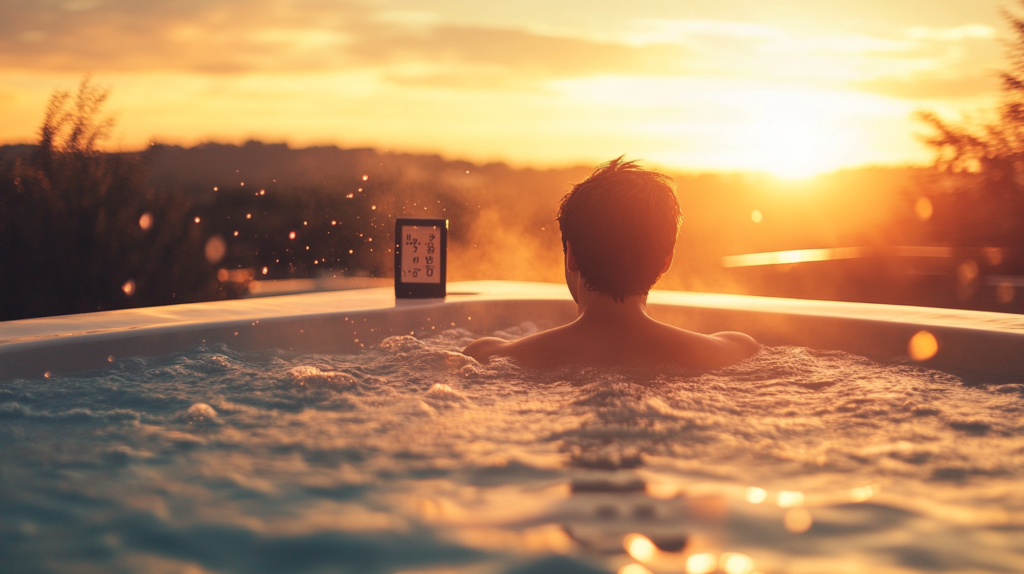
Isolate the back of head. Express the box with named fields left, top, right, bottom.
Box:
left=556, top=157, right=681, bottom=302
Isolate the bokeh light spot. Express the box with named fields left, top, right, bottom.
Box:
left=138, top=212, right=153, bottom=230
left=751, top=210, right=763, bottom=223
left=686, top=553, right=717, bottom=574
left=204, top=235, right=226, bottom=264
left=624, top=533, right=657, bottom=562
left=745, top=487, right=767, bottom=504
left=784, top=508, right=813, bottom=533
left=914, top=197, right=933, bottom=221
left=121, top=280, right=136, bottom=296
left=908, top=330, right=938, bottom=361
left=289, top=231, right=296, bottom=240
left=850, top=485, right=875, bottom=502
left=996, top=282, right=1015, bottom=304
left=193, top=216, right=201, bottom=224
left=956, top=259, right=979, bottom=285
left=646, top=483, right=678, bottom=500
left=721, top=552, right=755, bottom=574
left=619, top=565, right=654, bottom=574
left=983, top=247, right=1004, bottom=266
left=777, top=490, right=804, bottom=507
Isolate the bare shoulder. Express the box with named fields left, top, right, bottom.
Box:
left=689, top=329, right=760, bottom=369
left=462, top=327, right=571, bottom=368
left=462, top=337, right=512, bottom=362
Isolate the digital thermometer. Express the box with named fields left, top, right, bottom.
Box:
left=394, top=218, right=447, bottom=298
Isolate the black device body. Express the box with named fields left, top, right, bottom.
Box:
left=394, top=218, right=448, bottom=298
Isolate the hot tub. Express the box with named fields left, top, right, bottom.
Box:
left=2, top=281, right=1023, bottom=574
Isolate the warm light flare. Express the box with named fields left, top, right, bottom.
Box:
left=850, top=485, right=875, bottom=502
left=915, top=197, right=933, bottom=221
left=686, top=553, right=717, bottom=574
left=138, top=212, right=153, bottom=230
left=983, top=247, right=1004, bottom=266
left=784, top=508, right=813, bottom=533
left=745, top=487, right=767, bottom=504
left=646, top=482, right=679, bottom=500
left=721, top=552, right=756, bottom=574
left=777, top=490, right=804, bottom=508
left=121, top=280, right=136, bottom=296
left=956, top=259, right=979, bottom=285
left=722, top=246, right=952, bottom=268
left=624, top=534, right=657, bottom=562
left=204, top=235, right=226, bottom=264
left=995, top=282, right=1016, bottom=304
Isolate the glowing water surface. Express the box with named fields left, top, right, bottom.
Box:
left=2, top=323, right=1023, bottom=574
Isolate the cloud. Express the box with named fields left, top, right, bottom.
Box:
left=351, top=25, right=690, bottom=89
left=0, top=0, right=688, bottom=83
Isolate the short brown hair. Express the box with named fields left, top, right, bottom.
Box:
left=555, top=157, right=680, bottom=302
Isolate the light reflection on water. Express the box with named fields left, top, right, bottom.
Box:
left=1, top=323, right=1023, bottom=573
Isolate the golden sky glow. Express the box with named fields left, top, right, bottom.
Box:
left=0, top=0, right=1009, bottom=175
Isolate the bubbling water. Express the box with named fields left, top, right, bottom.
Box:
left=0, top=323, right=1022, bottom=574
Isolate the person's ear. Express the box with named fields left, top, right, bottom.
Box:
left=565, top=242, right=579, bottom=273
left=660, top=251, right=674, bottom=274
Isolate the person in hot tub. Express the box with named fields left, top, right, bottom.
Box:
left=463, top=156, right=759, bottom=369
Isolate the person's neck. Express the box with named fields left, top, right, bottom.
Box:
left=574, top=284, right=650, bottom=325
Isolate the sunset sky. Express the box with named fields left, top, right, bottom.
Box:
left=0, top=0, right=1010, bottom=176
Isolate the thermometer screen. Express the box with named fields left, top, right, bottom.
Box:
left=400, top=225, right=441, bottom=283
left=394, top=218, right=447, bottom=298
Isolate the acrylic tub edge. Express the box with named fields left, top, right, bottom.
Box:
left=1, top=280, right=1022, bottom=381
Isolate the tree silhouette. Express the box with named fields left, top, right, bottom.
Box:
left=0, top=77, right=217, bottom=320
